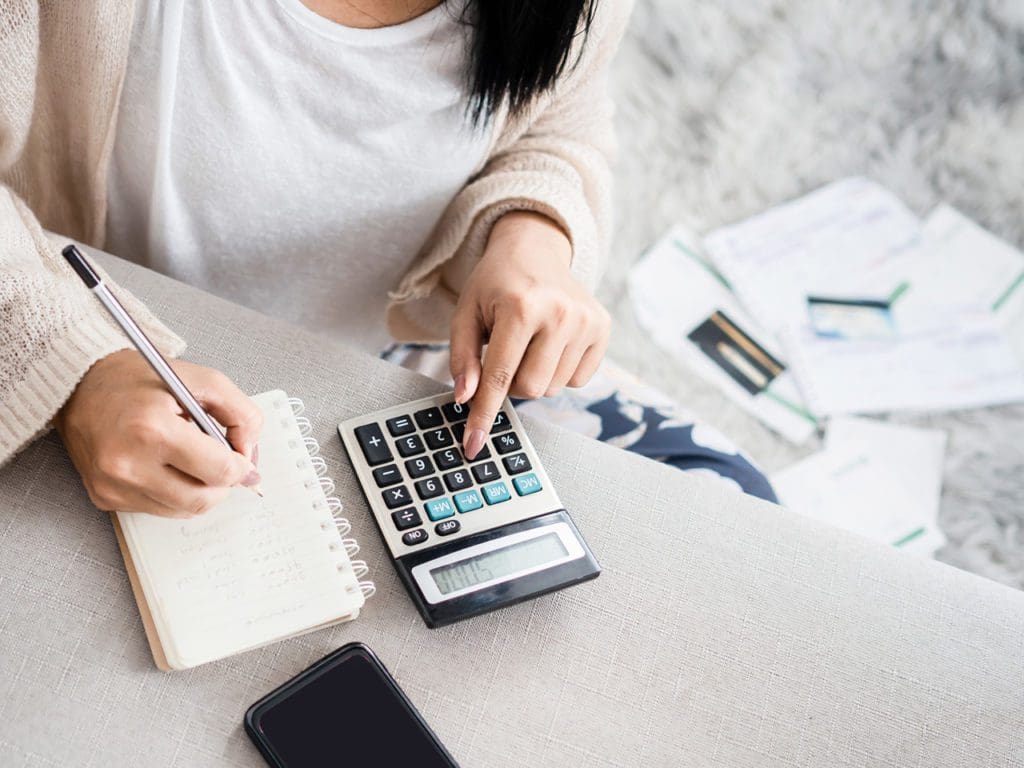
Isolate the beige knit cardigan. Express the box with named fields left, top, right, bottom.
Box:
left=0, top=0, right=631, bottom=464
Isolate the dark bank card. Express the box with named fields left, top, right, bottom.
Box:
left=687, top=310, right=785, bottom=395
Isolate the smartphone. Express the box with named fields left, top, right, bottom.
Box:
left=245, top=642, right=459, bottom=768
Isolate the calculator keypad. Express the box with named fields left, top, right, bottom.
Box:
left=344, top=397, right=553, bottom=551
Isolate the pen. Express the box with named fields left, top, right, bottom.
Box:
left=61, top=244, right=263, bottom=498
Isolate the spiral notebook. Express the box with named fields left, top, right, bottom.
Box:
left=112, top=390, right=374, bottom=671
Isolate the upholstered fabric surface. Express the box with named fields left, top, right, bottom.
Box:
left=0, top=252, right=1022, bottom=767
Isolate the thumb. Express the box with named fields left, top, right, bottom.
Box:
left=449, top=306, right=484, bottom=404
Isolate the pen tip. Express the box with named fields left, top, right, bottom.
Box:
left=253, top=485, right=265, bottom=498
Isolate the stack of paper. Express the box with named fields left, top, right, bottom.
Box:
left=771, top=417, right=947, bottom=557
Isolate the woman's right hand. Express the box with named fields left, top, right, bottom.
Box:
left=55, top=349, right=264, bottom=518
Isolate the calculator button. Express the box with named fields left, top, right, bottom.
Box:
left=435, top=519, right=461, bottom=537
left=465, top=443, right=491, bottom=462
left=471, top=461, right=499, bottom=484
left=425, top=497, right=456, bottom=521
left=493, top=432, right=521, bottom=454
left=490, top=411, right=512, bottom=433
left=433, top=448, right=463, bottom=470
left=424, top=426, right=454, bottom=450
left=443, top=469, right=472, bottom=492
left=502, top=452, right=532, bottom=475
left=415, top=476, right=444, bottom=500
left=481, top=481, right=511, bottom=505
left=414, top=407, right=444, bottom=430
left=453, top=490, right=483, bottom=513
left=372, top=464, right=402, bottom=488
left=402, top=528, right=429, bottom=546
left=405, top=456, right=435, bottom=479
left=391, top=508, right=422, bottom=531
left=396, top=434, right=426, bottom=457
left=386, top=415, right=415, bottom=437
left=512, top=473, right=543, bottom=496
left=383, top=485, right=412, bottom=509
left=451, top=422, right=465, bottom=443
left=441, top=401, right=470, bottom=423
left=354, top=424, right=393, bottom=466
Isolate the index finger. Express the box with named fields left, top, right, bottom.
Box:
left=463, top=312, right=532, bottom=459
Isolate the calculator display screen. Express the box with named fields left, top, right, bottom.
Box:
left=430, top=532, right=568, bottom=595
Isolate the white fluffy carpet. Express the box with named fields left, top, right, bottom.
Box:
left=603, top=0, right=1024, bottom=586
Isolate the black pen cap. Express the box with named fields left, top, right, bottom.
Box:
left=62, top=244, right=102, bottom=288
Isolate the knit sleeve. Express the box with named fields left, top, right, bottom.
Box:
left=386, top=0, right=634, bottom=341
left=0, top=190, right=187, bottom=464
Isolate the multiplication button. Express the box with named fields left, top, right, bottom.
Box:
left=383, top=485, right=412, bottom=509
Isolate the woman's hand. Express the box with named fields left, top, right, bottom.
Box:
left=55, top=349, right=264, bottom=518
left=450, top=211, right=611, bottom=459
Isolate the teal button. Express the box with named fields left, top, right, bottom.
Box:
left=482, top=481, right=511, bottom=505
left=425, top=497, right=455, bottom=520
left=512, top=473, right=542, bottom=496
left=453, top=490, right=483, bottom=513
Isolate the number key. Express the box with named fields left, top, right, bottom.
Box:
left=434, top=448, right=463, bottom=470
left=396, top=434, right=425, bottom=457
left=443, top=469, right=472, bottom=492
left=471, top=461, right=499, bottom=484
left=494, top=432, right=521, bottom=455
left=415, top=476, right=444, bottom=500
left=441, top=401, right=470, bottom=423
left=405, top=456, right=434, bottom=478
left=383, top=485, right=411, bottom=509
left=424, top=426, right=453, bottom=450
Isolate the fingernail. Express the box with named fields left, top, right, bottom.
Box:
left=242, top=469, right=262, bottom=488
left=454, top=375, right=467, bottom=404
left=252, top=443, right=260, bottom=468
left=465, top=428, right=486, bottom=460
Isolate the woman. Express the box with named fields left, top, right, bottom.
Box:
left=0, top=0, right=774, bottom=518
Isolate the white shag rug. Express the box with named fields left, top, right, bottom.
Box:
left=603, top=0, right=1024, bottom=587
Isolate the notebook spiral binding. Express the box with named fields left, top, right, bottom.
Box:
left=287, top=397, right=376, bottom=600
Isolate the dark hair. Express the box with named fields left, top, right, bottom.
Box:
left=453, top=0, right=596, bottom=122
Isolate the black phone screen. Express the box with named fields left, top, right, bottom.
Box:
left=246, top=644, right=457, bottom=767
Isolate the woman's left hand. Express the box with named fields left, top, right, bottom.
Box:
left=450, top=211, right=611, bottom=460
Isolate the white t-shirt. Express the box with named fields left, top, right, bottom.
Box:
left=106, top=0, right=492, bottom=352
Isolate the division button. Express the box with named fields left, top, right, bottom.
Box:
left=441, top=401, right=470, bottom=423
left=386, top=415, right=415, bottom=437
left=471, top=461, right=499, bottom=484
left=391, top=508, right=422, bottom=531
left=402, top=528, right=429, bottom=546
left=354, top=423, right=393, bottom=466
left=481, top=481, right=511, bottom=505
left=512, top=473, right=543, bottom=496
left=382, top=485, right=412, bottom=509
left=502, top=452, right=531, bottom=475
left=494, top=432, right=521, bottom=454
left=414, top=407, right=444, bottom=430
left=396, top=433, right=426, bottom=457
left=435, top=519, right=461, bottom=537
left=373, top=464, right=402, bottom=488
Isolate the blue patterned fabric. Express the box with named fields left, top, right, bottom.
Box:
left=382, top=344, right=777, bottom=502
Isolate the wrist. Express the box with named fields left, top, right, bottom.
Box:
left=488, top=211, right=572, bottom=270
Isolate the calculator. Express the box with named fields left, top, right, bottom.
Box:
left=338, top=393, right=600, bottom=628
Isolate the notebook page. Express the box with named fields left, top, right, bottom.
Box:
left=117, top=391, right=363, bottom=669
